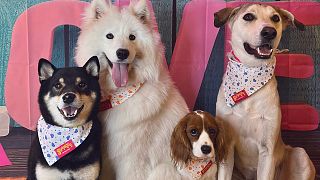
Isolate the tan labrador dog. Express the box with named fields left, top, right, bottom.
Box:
left=214, top=4, right=315, bottom=180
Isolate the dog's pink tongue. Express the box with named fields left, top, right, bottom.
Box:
left=112, top=63, right=128, bottom=87
left=63, top=107, right=77, bottom=116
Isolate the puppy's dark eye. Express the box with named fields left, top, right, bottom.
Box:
left=208, top=128, right=216, bottom=136
left=78, top=82, right=87, bottom=89
left=54, top=83, right=62, bottom=90
left=243, top=13, right=255, bottom=21
left=129, top=34, right=136, bottom=41
left=106, top=33, right=114, bottom=39
left=190, top=129, right=199, bottom=136
left=271, top=15, right=280, bottom=22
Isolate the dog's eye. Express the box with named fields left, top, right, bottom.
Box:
left=106, top=33, right=114, bottom=39
left=271, top=15, right=280, bottom=23
left=243, top=13, right=255, bottom=21
left=208, top=128, right=216, bottom=136
left=129, top=34, right=136, bottom=41
left=190, top=129, right=199, bottom=136
left=78, top=82, right=87, bottom=89
left=54, top=83, right=62, bottom=90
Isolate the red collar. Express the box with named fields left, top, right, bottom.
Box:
left=231, top=51, right=241, bottom=63
left=99, top=100, right=112, bottom=111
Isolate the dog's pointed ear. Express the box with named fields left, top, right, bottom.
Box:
left=38, top=58, right=56, bottom=82
left=85, top=0, right=112, bottom=21
left=277, top=8, right=305, bottom=31
left=130, top=0, right=150, bottom=24
left=84, top=56, right=100, bottom=78
left=170, top=114, right=192, bottom=166
left=214, top=7, right=239, bottom=28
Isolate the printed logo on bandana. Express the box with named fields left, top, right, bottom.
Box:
left=54, top=140, right=76, bottom=159
left=184, top=159, right=215, bottom=179
left=223, top=53, right=275, bottom=107
left=231, top=89, right=249, bottom=103
left=37, top=117, right=92, bottom=166
left=201, top=160, right=213, bottom=175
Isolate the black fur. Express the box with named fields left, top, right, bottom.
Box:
left=27, top=56, right=101, bottom=180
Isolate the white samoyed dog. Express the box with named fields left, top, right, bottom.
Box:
left=75, top=0, right=189, bottom=179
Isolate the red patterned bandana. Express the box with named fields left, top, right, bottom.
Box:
left=100, top=82, right=144, bottom=111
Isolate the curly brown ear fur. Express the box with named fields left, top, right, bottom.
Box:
left=170, top=116, right=192, bottom=166
left=215, top=118, right=228, bottom=163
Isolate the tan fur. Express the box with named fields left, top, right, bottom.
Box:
left=214, top=4, right=315, bottom=180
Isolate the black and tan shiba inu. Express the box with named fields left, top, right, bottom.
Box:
left=27, top=56, right=101, bottom=180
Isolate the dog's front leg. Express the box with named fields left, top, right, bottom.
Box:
left=218, top=144, right=234, bottom=180
left=257, top=108, right=281, bottom=180
left=257, top=146, right=276, bottom=180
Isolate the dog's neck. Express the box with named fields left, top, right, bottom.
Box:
left=181, top=157, right=216, bottom=179
left=99, top=82, right=144, bottom=111
left=223, top=52, right=276, bottom=107
left=37, top=116, right=93, bottom=166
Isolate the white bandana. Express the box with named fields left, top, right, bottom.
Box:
left=100, top=82, right=143, bottom=111
left=223, top=55, right=276, bottom=107
left=183, top=158, right=215, bottom=179
left=37, top=116, right=92, bottom=166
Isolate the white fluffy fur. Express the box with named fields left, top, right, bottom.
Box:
left=75, top=0, right=189, bottom=179
left=35, top=161, right=100, bottom=180
left=215, top=4, right=315, bottom=180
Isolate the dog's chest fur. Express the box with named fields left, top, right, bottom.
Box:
left=99, top=76, right=189, bottom=179
left=217, top=69, right=281, bottom=169
left=35, top=161, right=100, bottom=180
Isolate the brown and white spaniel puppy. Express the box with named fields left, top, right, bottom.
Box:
left=170, top=110, right=228, bottom=180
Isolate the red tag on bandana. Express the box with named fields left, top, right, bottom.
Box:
left=54, top=140, right=76, bottom=159
left=201, top=160, right=213, bottom=175
left=231, top=89, right=249, bottom=103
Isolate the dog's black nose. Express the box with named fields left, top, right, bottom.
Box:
left=62, top=93, right=76, bottom=104
left=261, top=27, right=277, bottom=40
left=201, top=145, right=212, bottom=155
left=116, top=49, right=129, bottom=60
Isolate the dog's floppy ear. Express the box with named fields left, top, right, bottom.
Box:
left=85, top=0, right=112, bottom=21
left=129, top=0, right=150, bottom=24
left=170, top=114, right=192, bottom=166
left=83, top=56, right=100, bottom=78
left=214, top=7, right=240, bottom=28
left=276, top=8, right=305, bottom=31
left=38, top=58, right=56, bottom=82
left=215, top=118, right=229, bottom=163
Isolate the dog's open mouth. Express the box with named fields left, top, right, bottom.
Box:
left=106, top=56, right=129, bottom=88
left=244, top=43, right=273, bottom=59
left=58, top=105, right=84, bottom=120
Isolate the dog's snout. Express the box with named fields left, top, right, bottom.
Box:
left=62, top=93, right=76, bottom=104
left=201, top=145, right=212, bottom=155
left=116, top=49, right=129, bottom=60
left=261, top=27, right=277, bottom=40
